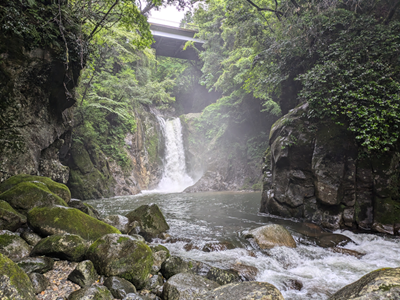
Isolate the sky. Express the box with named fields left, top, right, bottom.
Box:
left=148, top=5, right=189, bottom=27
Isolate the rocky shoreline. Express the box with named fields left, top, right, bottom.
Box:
left=1, top=174, right=400, bottom=300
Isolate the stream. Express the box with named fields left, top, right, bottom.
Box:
left=87, top=191, right=400, bottom=300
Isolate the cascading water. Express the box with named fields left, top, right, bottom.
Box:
left=152, top=116, right=194, bottom=193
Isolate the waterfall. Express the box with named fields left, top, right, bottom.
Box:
left=152, top=116, right=194, bottom=193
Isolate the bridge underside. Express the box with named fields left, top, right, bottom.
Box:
left=150, top=23, right=204, bottom=60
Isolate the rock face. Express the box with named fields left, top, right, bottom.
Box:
left=86, top=234, right=153, bottom=289
left=0, top=253, right=36, bottom=300
left=245, top=224, right=297, bottom=250
left=261, top=102, right=400, bottom=234
left=329, top=267, right=400, bottom=300
left=27, top=205, right=120, bottom=241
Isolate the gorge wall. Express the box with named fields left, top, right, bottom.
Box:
left=261, top=103, right=400, bottom=235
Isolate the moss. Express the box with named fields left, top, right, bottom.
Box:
left=0, top=253, right=36, bottom=299
left=374, top=196, right=400, bottom=225
left=28, top=206, right=120, bottom=241
left=0, top=200, right=27, bottom=231
left=0, top=181, right=67, bottom=215
left=0, top=174, right=71, bottom=203
left=150, top=244, right=170, bottom=258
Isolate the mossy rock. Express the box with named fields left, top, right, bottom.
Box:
left=69, top=199, right=101, bottom=220
left=0, top=181, right=68, bottom=215
left=68, top=285, right=113, bottom=300
left=68, top=260, right=98, bottom=287
left=0, top=230, right=31, bottom=261
left=161, top=256, right=193, bottom=280
left=31, top=234, right=88, bottom=262
left=0, top=174, right=71, bottom=203
left=0, top=253, right=36, bottom=299
left=206, top=267, right=241, bottom=285
left=16, top=256, right=54, bottom=274
left=126, top=204, right=169, bottom=240
left=0, top=200, right=27, bottom=231
left=28, top=206, right=120, bottom=241
left=86, top=234, right=153, bottom=290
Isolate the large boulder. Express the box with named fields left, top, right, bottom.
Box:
left=126, top=204, right=169, bottom=240
left=68, top=285, right=113, bottom=300
left=68, top=260, right=98, bottom=287
left=329, top=267, right=400, bottom=300
left=0, top=253, right=36, bottom=299
left=0, top=200, right=27, bottom=231
left=161, top=256, right=193, bottom=279
left=28, top=205, right=120, bottom=241
left=245, top=224, right=296, bottom=249
left=31, top=234, right=88, bottom=262
left=16, top=256, right=54, bottom=274
left=162, top=273, right=220, bottom=300
left=0, top=230, right=30, bottom=261
left=86, top=234, right=153, bottom=289
left=0, top=174, right=71, bottom=203
left=0, top=181, right=67, bottom=215
left=201, top=281, right=284, bottom=300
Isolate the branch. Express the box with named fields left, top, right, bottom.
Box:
left=244, top=0, right=283, bottom=20
left=88, top=0, right=119, bottom=40
left=140, top=3, right=156, bottom=15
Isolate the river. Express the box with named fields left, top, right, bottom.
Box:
left=87, top=191, right=400, bottom=300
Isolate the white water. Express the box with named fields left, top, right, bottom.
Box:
left=150, top=117, right=194, bottom=193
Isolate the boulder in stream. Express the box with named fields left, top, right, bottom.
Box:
left=245, top=224, right=296, bottom=249
left=161, top=256, right=193, bottom=279
left=206, top=267, right=241, bottom=285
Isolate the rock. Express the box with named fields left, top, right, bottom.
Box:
left=230, top=263, right=258, bottom=281
left=27, top=205, right=120, bottom=241
left=202, top=241, right=235, bottom=252
left=0, top=200, right=27, bottom=231
left=68, top=260, right=98, bottom=287
left=130, top=233, right=146, bottom=242
left=103, top=214, right=132, bottom=234
left=68, top=199, right=101, bottom=220
left=245, top=224, right=296, bottom=249
left=283, top=279, right=303, bottom=291
left=0, top=252, right=36, bottom=299
left=0, top=230, right=30, bottom=261
left=86, top=234, right=153, bottom=289
left=123, top=294, right=145, bottom=300
left=145, top=274, right=164, bottom=293
left=29, top=272, right=49, bottom=294
left=31, top=234, right=88, bottom=262
left=20, top=231, right=42, bottom=246
left=151, top=245, right=170, bottom=273
left=161, top=256, right=193, bottom=279
left=68, top=285, right=113, bottom=300
left=206, top=267, right=241, bottom=285
left=0, top=175, right=71, bottom=204
left=0, top=181, right=68, bottom=215
left=201, top=281, right=284, bottom=300
left=104, top=276, right=137, bottom=299
left=329, top=247, right=365, bottom=259
left=162, top=273, right=219, bottom=300
left=329, top=267, right=400, bottom=300
left=315, top=233, right=352, bottom=248
left=16, top=256, right=54, bottom=274
left=126, top=204, right=169, bottom=240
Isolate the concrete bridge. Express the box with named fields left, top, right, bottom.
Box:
left=150, top=23, right=204, bottom=60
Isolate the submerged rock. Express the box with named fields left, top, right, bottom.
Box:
left=0, top=230, right=30, bottom=261
left=28, top=205, right=120, bottom=241
left=162, top=273, right=219, bottom=300
left=0, top=253, right=36, bottom=299
left=329, top=267, right=400, bottom=300
left=315, top=233, right=352, bottom=248
left=104, top=276, right=137, bottom=299
left=245, top=224, right=296, bottom=249
left=0, top=200, right=27, bottom=231
left=68, top=285, right=113, bottom=300
left=126, top=204, right=169, bottom=240
left=86, top=234, right=153, bottom=289
left=68, top=260, right=98, bottom=287
left=201, top=281, right=284, bottom=300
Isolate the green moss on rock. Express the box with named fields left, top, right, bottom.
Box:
left=0, top=200, right=27, bottom=231
left=0, top=230, right=31, bottom=261
left=28, top=206, right=120, bottom=241
left=0, top=253, right=36, bottom=300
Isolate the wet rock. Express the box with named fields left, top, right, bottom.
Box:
left=31, top=234, right=88, bottom=262
left=230, top=263, right=258, bottom=281
left=0, top=200, right=27, bottom=231
left=29, top=272, right=49, bottom=294
left=183, top=243, right=201, bottom=251
left=151, top=245, right=170, bottom=273
left=123, top=294, right=145, bottom=300
left=67, top=260, right=98, bottom=287
left=0, top=230, right=30, bottom=261
left=206, top=267, right=241, bottom=285
left=202, top=241, right=235, bottom=252
left=68, top=285, right=113, bottom=300
left=104, top=276, right=137, bottom=299
left=0, top=252, right=36, bottom=299
left=130, top=233, right=146, bottom=242
left=27, top=205, right=120, bottom=241
left=16, top=256, right=54, bottom=274
left=103, top=214, right=131, bottom=234
left=329, top=247, right=365, bottom=259
left=20, top=231, right=42, bottom=246
left=86, top=234, right=153, bottom=289
left=162, top=273, right=219, bottom=300
left=201, top=281, right=284, bottom=300
left=160, top=256, right=193, bottom=279
left=189, top=261, right=212, bottom=277
left=315, top=233, right=352, bottom=248
left=245, top=224, right=296, bottom=249
left=283, top=279, right=303, bottom=291
left=329, top=267, right=400, bottom=300
left=126, top=204, right=169, bottom=240
left=68, top=199, right=101, bottom=220
left=145, top=274, right=164, bottom=293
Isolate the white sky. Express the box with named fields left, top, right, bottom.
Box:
left=148, top=5, right=188, bottom=27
